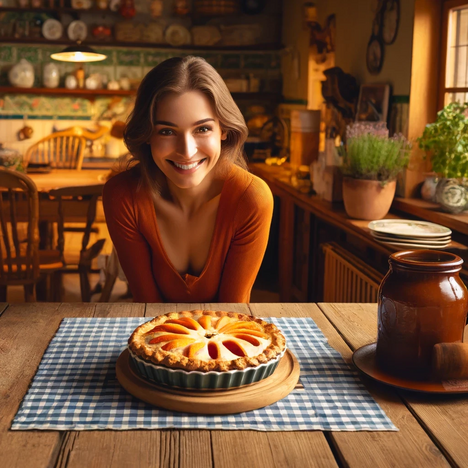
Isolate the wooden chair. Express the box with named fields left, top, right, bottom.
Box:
left=49, top=184, right=106, bottom=302
left=0, top=169, right=63, bottom=301
left=24, top=132, right=86, bottom=170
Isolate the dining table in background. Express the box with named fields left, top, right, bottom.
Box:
left=25, top=169, right=110, bottom=222
left=1, top=302, right=466, bottom=467
left=27, top=169, right=110, bottom=193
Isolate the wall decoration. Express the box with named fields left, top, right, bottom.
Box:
left=355, top=83, right=390, bottom=122
left=366, top=36, right=384, bottom=75
left=305, top=13, right=336, bottom=55
left=382, top=0, right=400, bottom=45
left=367, top=0, right=400, bottom=74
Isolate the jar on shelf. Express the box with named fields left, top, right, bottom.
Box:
left=43, top=62, right=60, bottom=88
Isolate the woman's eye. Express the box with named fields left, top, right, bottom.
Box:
left=197, top=126, right=212, bottom=133
left=159, top=128, right=175, bottom=136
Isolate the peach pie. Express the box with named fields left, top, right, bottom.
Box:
left=128, top=310, right=286, bottom=372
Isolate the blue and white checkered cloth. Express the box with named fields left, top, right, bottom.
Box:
left=12, top=317, right=397, bottom=431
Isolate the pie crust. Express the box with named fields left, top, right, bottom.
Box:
left=128, top=310, right=286, bottom=372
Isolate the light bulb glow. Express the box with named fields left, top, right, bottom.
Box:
left=51, top=49, right=107, bottom=63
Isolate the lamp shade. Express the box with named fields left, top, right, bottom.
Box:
left=51, top=43, right=107, bottom=63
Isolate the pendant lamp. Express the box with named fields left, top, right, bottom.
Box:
left=51, top=42, right=107, bottom=63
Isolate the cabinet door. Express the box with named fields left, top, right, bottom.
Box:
left=255, top=195, right=280, bottom=293
left=290, top=204, right=311, bottom=302
left=309, top=218, right=343, bottom=302
left=278, top=197, right=294, bottom=301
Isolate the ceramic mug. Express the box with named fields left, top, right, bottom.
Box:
left=18, top=125, right=33, bottom=140
left=377, top=250, right=468, bottom=380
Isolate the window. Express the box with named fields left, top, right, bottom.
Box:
left=442, top=1, right=468, bottom=104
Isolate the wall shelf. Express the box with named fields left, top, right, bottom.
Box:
left=0, top=86, right=281, bottom=101
left=0, top=38, right=282, bottom=51
left=0, top=6, right=118, bottom=14
left=0, top=86, right=134, bottom=98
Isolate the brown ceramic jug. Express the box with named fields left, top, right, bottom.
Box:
left=377, top=250, right=468, bottom=380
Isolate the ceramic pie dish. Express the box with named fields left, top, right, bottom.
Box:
left=128, top=310, right=287, bottom=389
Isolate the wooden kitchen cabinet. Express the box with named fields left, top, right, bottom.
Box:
left=250, top=163, right=468, bottom=303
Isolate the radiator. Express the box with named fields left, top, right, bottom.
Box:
left=321, top=243, right=383, bottom=303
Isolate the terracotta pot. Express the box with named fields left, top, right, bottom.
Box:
left=377, top=250, right=468, bottom=380
left=342, top=177, right=396, bottom=220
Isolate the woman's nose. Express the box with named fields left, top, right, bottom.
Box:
left=176, top=133, right=197, bottom=159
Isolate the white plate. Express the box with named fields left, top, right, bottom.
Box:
left=42, top=19, right=63, bottom=41
left=191, top=26, right=221, bottom=46
left=368, top=219, right=452, bottom=238
left=371, top=232, right=452, bottom=244
left=377, top=240, right=452, bottom=249
left=67, top=20, right=88, bottom=41
left=165, top=24, right=191, bottom=46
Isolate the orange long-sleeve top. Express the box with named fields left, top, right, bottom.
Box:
left=102, top=164, right=273, bottom=303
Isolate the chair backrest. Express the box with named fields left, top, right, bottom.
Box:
left=0, top=169, right=40, bottom=285
left=51, top=125, right=109, bottom=141
left=48, top=184, right=105, bottom=259
left=24, top=133, right=86, bottom=170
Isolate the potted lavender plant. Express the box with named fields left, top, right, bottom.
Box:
left=339, top=122, right=412, bottom=220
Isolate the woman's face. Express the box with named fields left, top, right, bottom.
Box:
left=149, top=90, right=226, bottom=190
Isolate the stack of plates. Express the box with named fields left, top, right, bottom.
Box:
left=368, top=220, right=452, bottom=249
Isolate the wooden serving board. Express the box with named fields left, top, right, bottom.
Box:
left=116, top=349, right=300, bottom=414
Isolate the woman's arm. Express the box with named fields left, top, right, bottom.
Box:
left=217, top=178, right=274, bottom=302
left=102, top=174, right=163, bottom=302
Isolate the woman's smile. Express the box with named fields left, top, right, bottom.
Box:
left=167, top=158, right=207, bottom=174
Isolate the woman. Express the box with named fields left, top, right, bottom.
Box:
left=103, top=56, right=273, bottom=303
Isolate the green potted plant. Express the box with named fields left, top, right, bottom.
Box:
left=418, top=102, right=468, bottom=213
left=339, top=122, right=411, bottom=220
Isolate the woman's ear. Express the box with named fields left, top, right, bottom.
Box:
left=221, top=130, right=227, bottom=141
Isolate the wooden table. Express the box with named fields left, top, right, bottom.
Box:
left=1, top=302, right=465, bottom=467
left=24, top=169, right=110, bottom=222
left=27, top=169, right=109, bottom=193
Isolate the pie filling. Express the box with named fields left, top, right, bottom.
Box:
left=128, top=310, right=286, bottom=372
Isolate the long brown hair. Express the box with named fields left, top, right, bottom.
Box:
left=124, top=56, right=248, bottom=195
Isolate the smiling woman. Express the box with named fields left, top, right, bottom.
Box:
left=103, top=56, right=273, bottom=303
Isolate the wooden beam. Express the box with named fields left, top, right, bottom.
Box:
left=405, top=0, right=443, bottom=198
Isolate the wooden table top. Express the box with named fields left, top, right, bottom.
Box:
left=26, top=169, right=110, bottom=192
left=1, top=302, right=465, bottom=468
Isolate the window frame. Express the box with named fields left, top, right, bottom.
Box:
left=439, top=0, right=468, bottom=108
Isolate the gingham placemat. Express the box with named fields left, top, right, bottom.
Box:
left=12, top=317, right=397, bottom=431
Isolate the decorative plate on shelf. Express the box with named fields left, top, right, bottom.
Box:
left=71, top=0, right=92, bottom=8
left=377, top=240, right=452, bottom=250
left=368, top=220, right=452, bottom=238
left=165, top=24, right=191, bottom=46
left=68, top=20, right=88, bottom=41
left=370, top=233, right=451, bottom=245
left=191, top=26, right=221, bottom=46
left=42, top=19, right=63, bottom=41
